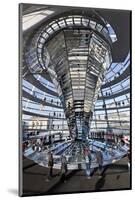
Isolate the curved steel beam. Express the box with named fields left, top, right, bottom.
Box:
left=97, top=88, right=130, bottom=100
left=23, top=90, right=62, bottom=108
left=23, top=110, right=65, bottom=119
left=24, top=74, right=58, bottom=97
left=101, top=66, right=130, bottom=89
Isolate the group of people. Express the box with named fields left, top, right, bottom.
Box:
left=47, top=147, right=104, bottom=182
left=23, top=133, right=66, bottom=153
left=84, top=147, right=103, bottom=179
left=47, top=152, right=68, bottom=183
left=89, top=132, right=128, bottom=146
left=23, top=137, right=49, bottom=153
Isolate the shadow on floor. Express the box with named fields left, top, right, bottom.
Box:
left=95, top=167, right=107, bottom=190
left=7, top=188, right=18, bottom=196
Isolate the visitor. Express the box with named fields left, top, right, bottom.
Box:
left=23, top=142, right=26, bottom=152
left=51, top=99, right=53, bottom=104
left=127, top=144, right=130, bottom=172
left=84, top=147, right=92, bottom=179
left=47, top=151, right=54, bottom=181
left=60, top=155, right=68, bottom=183
left=96, top=149, right=103, bottom=178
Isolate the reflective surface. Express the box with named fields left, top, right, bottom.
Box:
left=22, top=6, right=130, bottom=169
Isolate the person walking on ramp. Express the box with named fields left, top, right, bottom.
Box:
left=60, top=155, right=68, bottom=183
